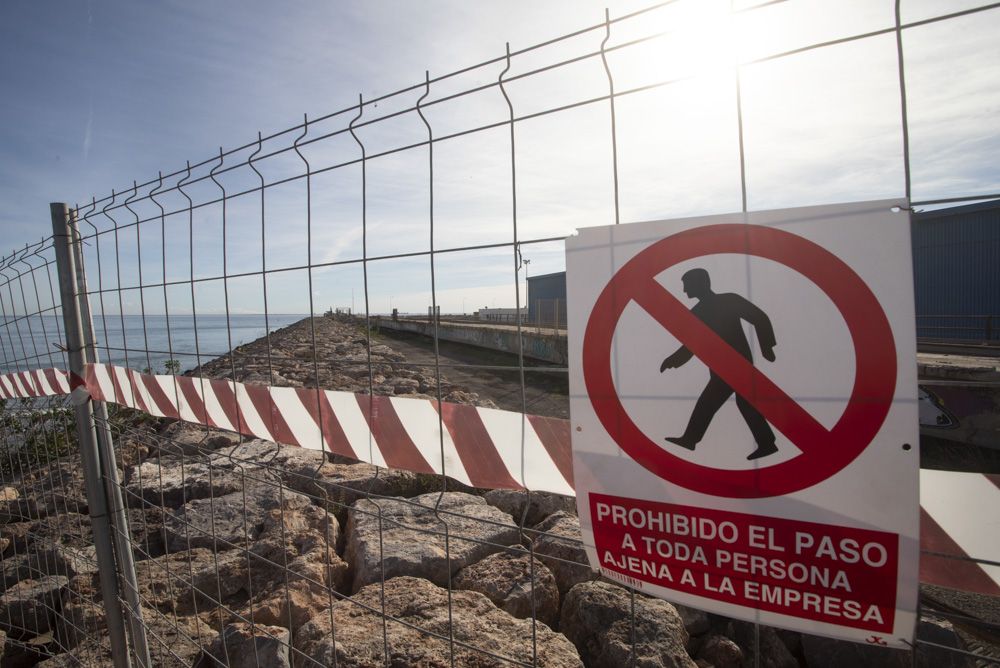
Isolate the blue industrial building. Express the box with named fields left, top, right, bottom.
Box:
left=526, top=200, right=1000, bottom=341
left=526, top=271, right=568, bottom=327
left=912, top=199, right=1000, bottom=342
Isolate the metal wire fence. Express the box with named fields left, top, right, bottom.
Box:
left=1, top=0, right=1000, bottom=665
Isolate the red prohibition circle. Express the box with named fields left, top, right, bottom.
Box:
left=582, top=223, right=897, bottom=498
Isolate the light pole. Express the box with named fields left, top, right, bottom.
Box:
left=520, top=256, right=530, bottom=324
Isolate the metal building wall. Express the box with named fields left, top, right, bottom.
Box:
left=526, top=271, right=567, bottom=325
left=912, top=200, right=1000, bottom=341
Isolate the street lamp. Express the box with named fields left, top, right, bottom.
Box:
left=519, top=254, right=530, bottom=325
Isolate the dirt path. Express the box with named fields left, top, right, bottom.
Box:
left=372, top=328, right=570, bottom=419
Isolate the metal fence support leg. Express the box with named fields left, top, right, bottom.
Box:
left=50, top=202, right=145, bottom=668
left=68, top=208, right=152, bottom=667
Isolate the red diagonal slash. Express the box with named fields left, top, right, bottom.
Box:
left=582, top=223, right=898, bottom=497
left=632, top=277, right=832, bottom=454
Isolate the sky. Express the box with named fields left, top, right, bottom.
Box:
left=1, top=0, right=998, bottom=317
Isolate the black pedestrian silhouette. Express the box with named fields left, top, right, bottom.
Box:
left=660, top=268, right=778, bottom=461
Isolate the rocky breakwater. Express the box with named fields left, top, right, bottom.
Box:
left=0, top=315, right=975, bottom=666
left=192, top=314, right=496, bottom=408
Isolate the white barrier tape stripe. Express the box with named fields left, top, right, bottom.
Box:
left=232, top=381, right=275, bottom=444
left=391, top=397, right=472, bottom=487
left=171, top=376, right=200, bottom=425
left=32, top=370, right=54, bottom=396
left=151, top=374, right=180, bottom=419
left=920, top=469, right=1000, bottom=588
left=271, top=387, right=322, bottom=451
left=113, top=366, right=138, bottom=409
left=53, top=369, right=71, bottom=394
left=91, top=364, right=116, bottom=404
left=44, top=369, right=67, bottom=395
left=476, top=406, right=574, bottom=496
left=11, top=373, right=31, bottom=398
left=0, top=375, right=15, bottom=399
left=331, top=392, right=385, bottom=469
left=126, top=370, right=153, bottom=414
left=3, top=364, right=999, bottom=597
left=14, top=373, right=33, bottom=397
left=200, top=379, right=235, bottom=433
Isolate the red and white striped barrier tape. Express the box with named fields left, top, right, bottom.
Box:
left=1, top=365, right=997, bottom=598
left=0, top=367, right=76, bottom=399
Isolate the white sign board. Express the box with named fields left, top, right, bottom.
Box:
left=567, top=200, right=919, bottom=647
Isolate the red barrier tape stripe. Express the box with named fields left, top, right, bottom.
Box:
left=440, top=402, right=522, bottom=491
left=1, top=364, right=998, bottom=598
left=357, top=394, right=435, bottom=475
left=294, top=387, right=357, bottom=460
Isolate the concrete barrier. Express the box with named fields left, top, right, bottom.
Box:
left=374, top=317, right=568, bottom=365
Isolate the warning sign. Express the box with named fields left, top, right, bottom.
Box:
left=567, top=201, right=919, bottom=647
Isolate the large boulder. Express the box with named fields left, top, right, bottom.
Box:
left=124, top=458, right=246, bottom=508
left=560, top=580, right=695, bottom=668
left=0, top=575, right=68, bottom=637
left=0, top=553, right=34, bottom=590
left=39, top=543, right=98, bottom=579
left=729, top=621, right=797, bottom=668
left=293, top=576, right=582, bottom=667
left=193, top=623, right=291, bottom=668
left=132, top=548, right=246, bottom=616
left=162, top=482, right=312, bottom=552
left=244, top=503, right=349, bottom=628
left=17, top=460, right=89, bottom=518
left=531, top=511, right=597, bottom=596
left=696, top=634, right=742, bottom=668
left=484, top=488, right=577, bottom=527
left=453, top=546, right=560, bottom=628
left=209, top=440, right=436, bottom=517
left=345, top=492, right=519, bottom=592
left=138, top=503, right=346, bottom=630
left=800, top=616, right=967, bottom=668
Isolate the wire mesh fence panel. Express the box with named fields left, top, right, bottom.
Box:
left=0, top=393, right=115, bottom=665
left=1, top=0, right=1000, bottom=666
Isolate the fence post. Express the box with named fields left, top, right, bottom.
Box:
left=68, top=208, right=152, bottom=666
left=50, top=203, right=147, bottom=668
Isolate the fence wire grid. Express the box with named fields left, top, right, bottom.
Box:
left=1, top=0, right=1000, bottom=666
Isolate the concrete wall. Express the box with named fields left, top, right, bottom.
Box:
left=375, top=318, right=567, bottom=365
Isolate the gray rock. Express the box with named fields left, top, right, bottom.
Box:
left=730, top=621, right=797, bottom=668
left=245, top=503, right=349, bottom=628
left=141, top=504, right=345, bottom=629
left=0, top=575, right=68, bottom=637
left=345, top=492, right=520, bottom=592
left=453, top=547, right=560, bottom=628
left=800, top=616, right=967, bottom=668
left=6, top=461, right=86, bottom=520
left=39, top=544, right=98, bottom=578
left=162, top=482, right=311, bottom=552
left=124, top=459, right=245, bottom=508
left=133, top=548, right=246, bottom=615
left=294, top=460, right=436, bottom=520
left=0, top=552, right=34, bottom=590
left=3, top=513, right=93, bottom=556
left=55, top=597, right=107, bottom=651
left=152, top=420, right=241, bottom=458
left=293, top=576, right=582, bottom=667
left=531, top=511, right=597, bottom=596
left=674, top=603, right=711, bottom=637
left=207, top=439, right=438, bottom=514
left=696, top=634, right=742, bottom=668
left=193, top=623, right=291, bottom=668
left=483, top=488, right=577, bottom=526
left=560, top=580, right=696, bottom=668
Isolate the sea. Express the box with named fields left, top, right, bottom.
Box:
left=0, top=314, right=308, bottom=375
